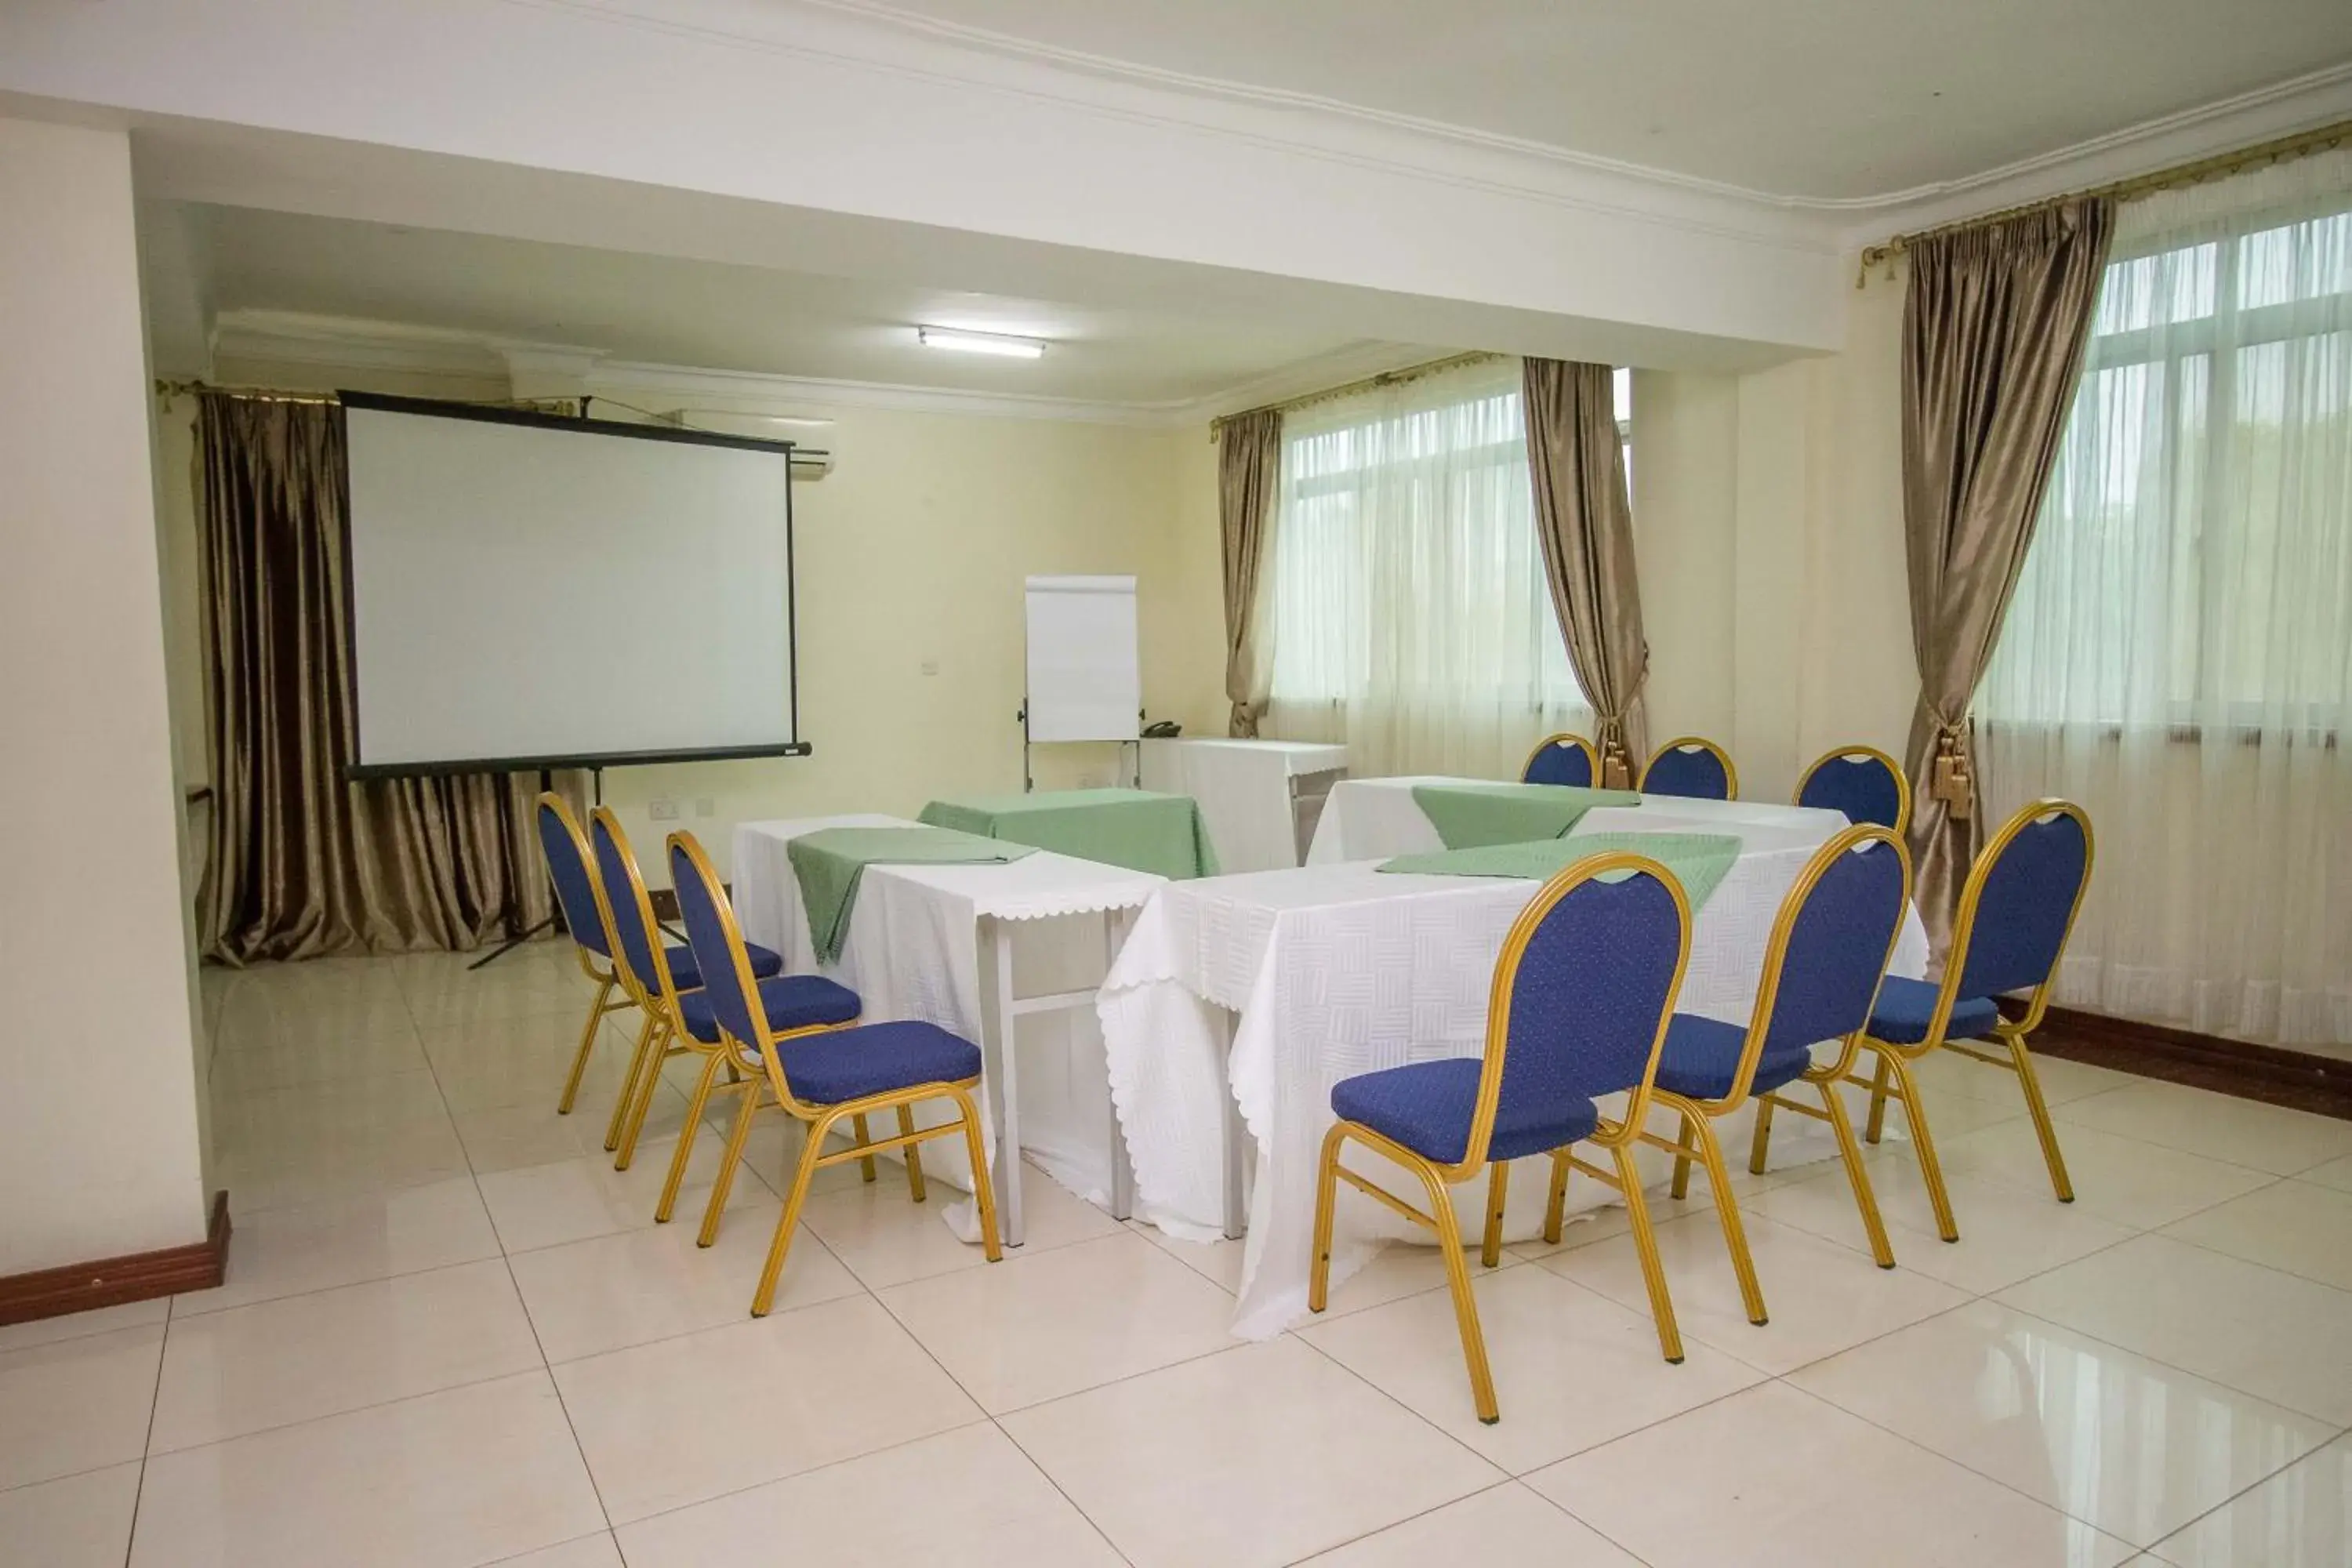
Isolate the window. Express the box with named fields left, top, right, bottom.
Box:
left=1264, top=357, right=1596, bottom=777
left=1983, top=189, right=2352, bottom=733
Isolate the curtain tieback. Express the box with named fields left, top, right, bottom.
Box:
left=1928, top=713, right=1975, bottom=822
left=1595, top=716, right=1635, bottom=792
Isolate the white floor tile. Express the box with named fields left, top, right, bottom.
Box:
left=174, top=1175, right=500, bottom=1316
left=799, top=1160, right=1121, bottom=1290
left=131, top=1371, right=605, bottom=1568
left=0, top=1461, right=140, bottom=1568
left=1543, top=1210, right=1970, bottom=1374
left=212, top=1115, right=475, bottom=1216
left=508, top=1195, right=862, bottom=1363
left=1996, top=1234, right=2352, bottom=1425
left=419, top=1011, right=643, bottom=1116
left=2054, top=1081, right=2352, bottom=1178
left=151, top=1258, right=543, bottom=1452
left=1929, top=1117, right=2276, bottom=1231
left=615, top=1422, right=1122, bottom=1568
left=474, top=1128, right=773, bottom=1254
left=1528, top=1381, right=2136, bottom=1567
left=2144, top=1433, right=2352, bottom=1568
left=2161, top=1178, right=2352, bottom=1291
left=1745, top=1158, right=2137, bottom=1294
left=0, top=1324, right=163, bottom=1490
left=879, top=1231, right=1236, bottom=1413
left=550, top=1294, right=982, bottom=1523
left=0, top=1296, right=167, bottom=1352
left=208, top=1026, right=430, bottom=1096
left=1001, top=1338, right=1504, bottom=1568
left=452, top=1083, right=691, bottom=1174
left=2296, top=1152, right=2352, bottom=1193
left=1301, top=1261, right=1766, bottom=1474
left=1792, top=1300, right=2336, bottom=1548
left=486, top=1534, right=626, bottom=1567
left=1293, top=1483, right=1642, bottom=1567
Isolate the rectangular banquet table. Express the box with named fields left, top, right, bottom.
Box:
left=733, top=815, right=1164, bottom=1246
left=1305, top=775, right=1853, bottom=864
left=1098, top=811, right=1930, bottom=1339
left=1140, top=739, right=1349, bottom=873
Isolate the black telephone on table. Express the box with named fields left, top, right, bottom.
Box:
left=1141, top=720, right=1182, bottom=738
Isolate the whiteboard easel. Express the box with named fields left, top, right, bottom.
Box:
left=1021, top=575, right=1141, bottom=791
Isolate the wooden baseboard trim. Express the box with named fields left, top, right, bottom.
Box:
left=0, top=1191, right=230, bottom=1328
left=2030, top=1007, right=2352, bottom=1122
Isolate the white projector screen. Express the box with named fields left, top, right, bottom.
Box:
left=341, top=394, right=803, bottom=775
left=1024, top=575, right=1140, bottom=743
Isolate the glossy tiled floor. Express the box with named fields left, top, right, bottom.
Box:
left=6, top=944, right=2351, bottom=1566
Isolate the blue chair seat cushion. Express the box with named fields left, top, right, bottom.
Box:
left=1330, top=1058, right=1599, bottom=1166
left=663, top=940, right=782, bottom=995
left=1652, top=1013, right=1817, bottom=1102
left=1867, top=975, right=2000, bottom=1045
left=778, top=1019, right=982, bottom=1105
left=677, top=972, right=861, bottom=1043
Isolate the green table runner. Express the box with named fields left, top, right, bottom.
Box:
left=788, top=826, right=1035, bottom=964
left=1411, top=782, right=1641, bottom=850
left=916, top=788, right=1220, bottom=881
left=1377, top=830, right=1744, bottom=913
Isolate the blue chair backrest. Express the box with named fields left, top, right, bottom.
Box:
left=591, top=813, right=666, bottom=998
left=1497, top=865, right=1686, bottom=1109
left=1955, top=806, right=2090, bottom=1000
left=1645, top=742, right=1732, bottom=800
left=1759, top=833, right=1908, bottom=1053
left=1523, top=740, right=1595, bottom=787
left=1798, top=753, right=1906, bottom=832
left=535, top=799, right=610, bottom=959
left=670, top=837, right=763, bottom=1049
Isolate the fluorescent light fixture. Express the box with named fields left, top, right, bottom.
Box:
left=917, top=327, right=1046, bottom=359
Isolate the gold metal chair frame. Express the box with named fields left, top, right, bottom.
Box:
left=1306, top=853, right=1693, bottom=1425
left=590, top=810, right=880, bottom=1247
left=1846, top=798, right=2096, bottom=1243
left=538, top=793, right=641, bottom=1120
left=1653, top=826, right=1912, bottom=1328
left=1518, top=731, right=1601, bottom=786
left=668, top=830, right=1002, bottom=1315
left=1793, top=746, right=1914, bottom=837
left=1641, top=735, right=1740, bottom=800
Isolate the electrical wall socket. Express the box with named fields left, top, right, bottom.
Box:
left=694, top=798, right=715, bottom=818
left=919, top=657, right=939, bottom=676
left=648, top=797, right=680, bottom=822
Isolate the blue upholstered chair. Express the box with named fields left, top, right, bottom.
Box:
left=537, top=794, right=638, bottom=1117
left=1795, top=746, right=1912, bottom=834
left=1308, top=853, right=1692, bottom=1424
left=586, top=808, right=813, bottom=1188
left=1642, top=736, right=1738, bottom=800
left=668, top=830, right=1000, bottom=1316
left=1656, top=826, right=1914, bottom=1324
left=1859, top=799, right=2094, bottom=1241
left=1520, top=731, right=1600, bottom=787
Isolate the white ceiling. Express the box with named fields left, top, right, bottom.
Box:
left=840, top=0, right=2352, bottom=199
left=156, top=201, right=1429, bottom=408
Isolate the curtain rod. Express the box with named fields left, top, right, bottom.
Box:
left=1855, top=116, right=2352, bottom=288
left=1207, top=350, right=1506, bottom=438
left=154, top=379, right=340, bottom=405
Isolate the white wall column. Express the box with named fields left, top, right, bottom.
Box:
left=0, top=116, right=210, bottom=1272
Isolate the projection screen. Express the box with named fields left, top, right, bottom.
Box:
left=340, top=393, right=804, bottom=776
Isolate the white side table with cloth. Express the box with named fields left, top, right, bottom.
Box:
left=1098, top=815, right=1931, bottom=1339
left=1140, top=739, right=1349, bottom=873
left=1304, top=775, right=1853, bottom=864
left=732, top=815, right=1163, bottom=1247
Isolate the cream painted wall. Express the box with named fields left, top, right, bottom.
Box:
left=1, top=117, right=210, bottom=1272
left=157, top=361, right=1229, bottom=893
left=1630, top=369, right=1738, bottom=748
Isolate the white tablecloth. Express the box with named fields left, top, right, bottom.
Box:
left=733, top=816, right=1162, bottom=1209
left=1305, top=775, right=1856, bottom=865
left=1141, top=739, right=1349, bottom=874
left=1098, top=811, right=1931, bottom=1338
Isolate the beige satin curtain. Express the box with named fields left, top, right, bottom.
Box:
left=197, top=394, right=554, bottom=961
left=1900, top=199, right=2114, bottom=950
left=1217, top=408, right=1283, bottom=737
left=1521, top=358, right=1648, bottom=784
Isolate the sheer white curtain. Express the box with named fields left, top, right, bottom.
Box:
left=1981, top=149, right=2352, bottom=1051
left=1263, top=358, right=1589, bottom=779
